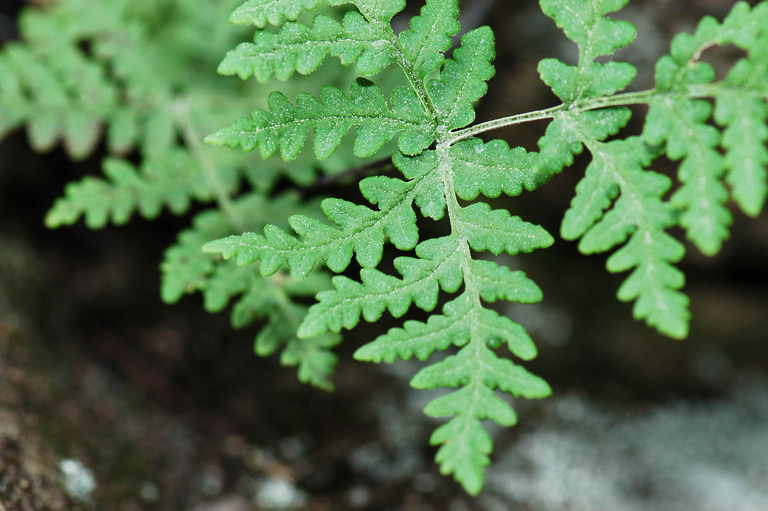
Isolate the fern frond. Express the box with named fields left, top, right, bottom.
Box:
left=458, top=203, right=553, bottom=256
left=536, top=108, right=632, bottom=178
left=204, top=157, right=442, bottom=277
left=219, top=12, right=393, bottom=82
left=161, top=192, right=341, bottom=389
left=450, top=138, right=535, bottom=199
left=399, top=0, right=460, bottom=79
left=298, top=236, right=464, bottom=337
left=230, top=0, right=324, bottom=27
left=644, top=1, right=768, bottom=254
left=198, top=0, right=768, bottom=495
left=413, top=338, right=549, bottom=495
left=230, top=0, right=406, bottom=28
left=429, top=26, right=495, bottom=130
left=208, top=0, right=554, bottom=493
left=161, top=193, right=304, bottom=303
left=206, top=81, right=435, bottom=160
left=0, top=44, right=116, bottom=158
left=46, top=153, right=238, bottom=228
left=534, top=0, right=691, bottom=338
left=715, top=54, right=768, bottom=217
left=535, top=0, right=636, bottom=177
left=537, top=0, right=637, bottom=102
left=344, top=0, right=406, bottom=23
left=4, top=0, right=343, bottom=228
left=562, top=137, right=689, bottom=338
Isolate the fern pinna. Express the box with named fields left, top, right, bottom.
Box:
left=205, top=0, right=768, bottom=493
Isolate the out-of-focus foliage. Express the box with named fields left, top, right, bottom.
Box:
left=0, top=0, right=366, bottom=388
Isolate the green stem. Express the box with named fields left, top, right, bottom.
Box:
left=444, top=84, right=747, bottom=145
left=444, top=104, right=563, bottom=145
left=365, top=16, right=441, bottom=124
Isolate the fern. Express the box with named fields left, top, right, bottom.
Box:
left=208, top=0, right=553, bottom=493
left=5, top=0, right=767, bottom=497
left=1, top=0, right=364, bottom=389
left=219, top=11, right=393, bottom=81
left=162, top=192, right=341, bottom=389
left=206, top=0, right=768, bottom=494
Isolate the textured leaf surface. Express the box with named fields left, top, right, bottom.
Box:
left=219, top=13, right=393, bottom=82
left=299, top=236, right=463, bottom=337
left=562, top=137, right=690, bottom=338
left=429, top=26, right=495, bottom=130
left=643, top=2, right=768, bottom=253
left=644, top=96, right=729, bottom=256
left=204, top=166, right=438, bottom=277
left=230, top=0, right=323, bottom=27
left=714, top=41, right=768, bottom=217
left=46, top=153, right=233, bottom=228
left=450, top=138, right=535, bottom=200
left=459, top=203, right=554, bottom=256
left=399, top=0, right=460, bottom=79
left=160, top=193, right=341, bottom=389
left=538, top=0, right=636, bottom=101
left=206, top=82, right=435, bottom=160
left=412, top=340, right=550, bottom=495
left=535, top=108, right=632, bottom=181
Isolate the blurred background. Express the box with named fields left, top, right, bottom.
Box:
left=1, top=0, right=766, bottom=510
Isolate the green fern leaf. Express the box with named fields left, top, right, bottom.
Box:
left=205, top=194, right=415, bottom=277
left=411, top=338, right=550, bottom=495
left=298, top=236, right=464, bottom=337
left=354, top=296, right=471, bottom=363
left=715, top=65, right=768, bottom=217
left=230, top=0, right=407, bottom=29
left=471, top=260, right=543, bottom=304
left=714, top=34, right=768, bottom=217
left=562, top=137, right=689, bottom=338
left=26, top=0, right=767, bottom=496
left=535, top=109, right=632, bottom=181
left=535, top=0, right=637, bottom=183
left=399, top=0, right=461, bottom=79
left=643, top=94, right=729, bottom=256
left=1, top=44, right=116, bottom=158
left=218, top=12, right=393, bottom=82
left=347, top=0, right=406, bottom=23
left=458, top=203, right=554, bottom=256
left=537, top=0, right=636, bottom=102
left=429, top=26, right=496, bottom=130
left=347, top=140, right=554, bottom=493
left=46, top=153, right=236, bottom=228
left=277, top=325, right=341, bottom=390
left=161, top=192, right=307, bottom=305
left=230, top=0, right=323, bottom=27
left=642, top=2, right=768, bottom=253
left=161, top=192, right=341, bottom=390
left=450, top=138, right=534, bottom=199
left=354, top=265, right=542, bottom=364
left=203, top=149, right=445, bottom=277
left=206, top=81, right=435, bottom=160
